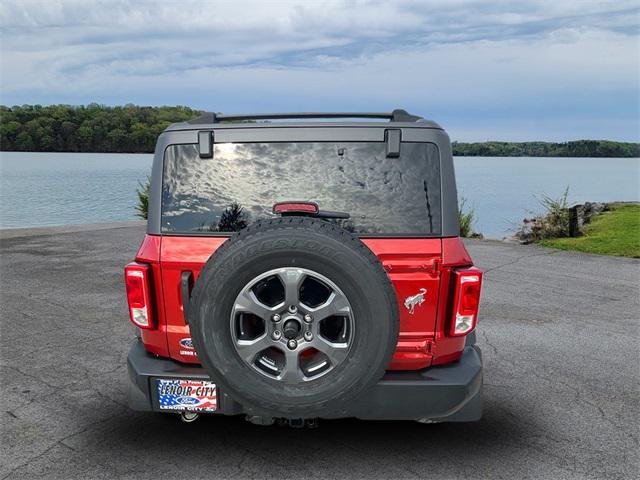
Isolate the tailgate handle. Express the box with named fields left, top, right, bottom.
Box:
left=181, top=271, right=194, bottom=324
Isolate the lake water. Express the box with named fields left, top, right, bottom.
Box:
left=1, top=152, right=638, bottom=238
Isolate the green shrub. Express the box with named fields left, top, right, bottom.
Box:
left=458, top=197, right=480, bottom=238
left=536, top=186, right=570, bottom=237
left=515, top=186, right=571, bottom=242
left=135, top=178, right=150, bottom=220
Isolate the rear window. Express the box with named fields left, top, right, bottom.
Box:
left=162, top=141, right=441, bottom=235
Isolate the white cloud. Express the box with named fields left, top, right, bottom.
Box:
left=0, top=0, right=638, bottom=140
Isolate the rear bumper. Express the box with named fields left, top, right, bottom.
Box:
left=127, top=339, right=483, bottom=422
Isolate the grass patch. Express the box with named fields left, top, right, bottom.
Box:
left=540, top=203, right=640, bottom=258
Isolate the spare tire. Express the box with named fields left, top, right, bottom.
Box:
left=189, top=217, right=399, bottom=418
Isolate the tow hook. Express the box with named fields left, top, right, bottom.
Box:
left=180, top=411, right=199, bottom=423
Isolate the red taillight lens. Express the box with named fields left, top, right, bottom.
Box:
left=449, top=267, right=483, bottom=337
left=124, top=262, right=154, bottom=329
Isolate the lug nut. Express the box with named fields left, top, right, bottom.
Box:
left=271, top=313, right=281, bottom=322
left=303, top=313, right=313, bottom=323
left=304, top=331, right=313, bottom=341
left=272, top=330, right=282, bottom=340
left=288, top=305, right=297, bottom=313
left=287, top=339, right=297, bottom=350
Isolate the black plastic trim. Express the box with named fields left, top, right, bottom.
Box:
left=180, top=271, right=193, bottom=324
left=188, top=112, right=216, bottom=124
left=385, top=129, right=401, bottom=158
left=126, top=340, right=482, bottom=422
left=198, top=131, right=213, bottom=158
left=165, top=121, right=443, bottom=132
left=187, top=109, right=422, bottom=124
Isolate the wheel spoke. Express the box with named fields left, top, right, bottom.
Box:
left=311, top=336, right=349, bottom=365
left=234, top=290, right=277, bottom=320
left=235, top=335, right=271, bottom=363
left=277, top=268, right=305, bottom=306
left=308, top=292, right=350, bottom=320
left=278, top=349, right=305, bottom=384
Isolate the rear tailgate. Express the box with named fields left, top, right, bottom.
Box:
left=159, top=236, right=441, bottom=370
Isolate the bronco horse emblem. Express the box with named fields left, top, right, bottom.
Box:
left=404, top=288, right=427, bottom=314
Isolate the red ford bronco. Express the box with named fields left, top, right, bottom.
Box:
left=125, top=110, right=483, bottom=425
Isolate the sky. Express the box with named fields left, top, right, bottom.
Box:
left=0, top=0, right=638, bottom=142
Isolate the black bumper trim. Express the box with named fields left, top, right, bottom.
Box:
left=127, top=340, right=483, bottom=422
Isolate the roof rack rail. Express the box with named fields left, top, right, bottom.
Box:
left=187, top=109, right=422, bottom=125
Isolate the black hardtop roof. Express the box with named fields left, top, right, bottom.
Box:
left=164, top=109, right=443, bottom=132
left=148, top=108, right=458, bottom=237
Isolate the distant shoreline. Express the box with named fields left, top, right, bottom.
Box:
left=2, top=104, right=639, bottom=158
left=1, top=150, right=638, bottom=159
left=451, top=140, right=639, bottom=158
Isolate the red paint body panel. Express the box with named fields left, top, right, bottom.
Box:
left=361, top=238, right=440, bottom=369
left=159, top=236, right=227, bottom=362
left=431, top=237, right=474, bottom=365
left=133, top=234, right=477, bottom=370
left=441, top=236, right=473, bottom=267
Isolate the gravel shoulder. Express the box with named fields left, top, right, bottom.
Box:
left=1, top=226, right=638, bottom=480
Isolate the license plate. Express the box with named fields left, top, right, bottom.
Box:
left=155, top=379, right=217, bottom=412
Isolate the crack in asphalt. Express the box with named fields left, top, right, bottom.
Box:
left=2, top=365, right=59, bottom=390
left=476, top=327, right=638, bottom=479
left=555, top=378, right=640, bottom=447
left=479, top=330, right=517, bottom=368
left=8, top=334, right=116, bottom=359
left=523, top=365, right=640, bottom=452
left=481, top=330, right=499, bottom=355
left=0, top=412, right=122, bottom=480
left=482, top=249, right=559, bottom=275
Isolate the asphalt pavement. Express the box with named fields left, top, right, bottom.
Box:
left=1, top=224, right=638, bottom=479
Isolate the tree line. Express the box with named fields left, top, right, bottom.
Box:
left=452, top=140, right=639, bottom=158
left=1, top=104, right=638, bottom=157
left=0, top=104, right=201, bottom=153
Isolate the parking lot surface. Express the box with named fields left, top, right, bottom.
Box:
left=1, top=225, right=638, bottom=479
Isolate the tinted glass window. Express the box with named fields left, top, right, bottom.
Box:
left=162, top=142, right=441, bottom=235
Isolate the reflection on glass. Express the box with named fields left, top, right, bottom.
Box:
left=162, top=142, right=441, bottom=235
left=199, top=202, right=249, bottom=232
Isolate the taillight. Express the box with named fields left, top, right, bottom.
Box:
left=124, top=262, right=154, bottom=329
left=449, top=267, right=483, bottom=336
